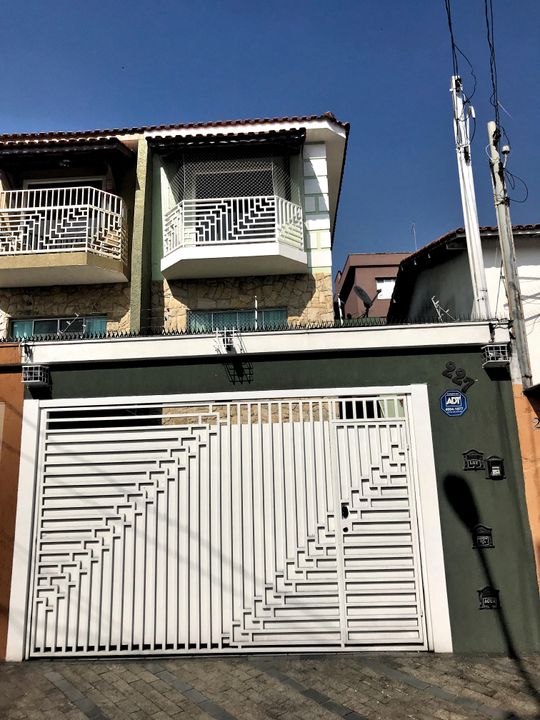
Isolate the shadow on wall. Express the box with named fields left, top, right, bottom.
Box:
left=144, top=274, right=327, bottom=334
left=443, top=473, right=540, bottom=713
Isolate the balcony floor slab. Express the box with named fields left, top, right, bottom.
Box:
left=0, top=252, right=128, bottom=287
left=161, top=241, right=308, bottom=279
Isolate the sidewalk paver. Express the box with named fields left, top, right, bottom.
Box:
left=0, top=654, right=538, bottom=720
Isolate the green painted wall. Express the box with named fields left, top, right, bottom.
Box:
left=37, top=345, right=540, bottom=653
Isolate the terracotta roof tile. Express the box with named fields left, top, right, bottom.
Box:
left=402, top=224, right=540, bottom=265
left=0, top=112, right=348, bottom=143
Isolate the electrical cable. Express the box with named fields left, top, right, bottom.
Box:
left=444, top=0, right=459, bottom=77
left=484, top=0, right=500, bottom=131
left=483, top=0, right=529, bottom=206
left=504, top=168, right=529, bottom=204
left=444, top=0, right=477, bottom=103
left=494, top=259, right=504, bottom=317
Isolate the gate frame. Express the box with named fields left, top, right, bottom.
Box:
left=6, top=384, right=452, bottom=660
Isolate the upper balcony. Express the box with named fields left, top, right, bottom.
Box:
left=152, top=131, right=310, bottom=280
left=0, top=186, right=128, bottom=287
left=161, top=194, right=306, bottom=279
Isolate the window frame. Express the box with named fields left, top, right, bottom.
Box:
left=375, top=277, right=396, bottom=300
left=22, top=177, right=106, bottom=191
left=10, top=315, right=107, bottom=339
left=187, top=307, right=287, bottom=333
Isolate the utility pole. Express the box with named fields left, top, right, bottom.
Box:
left=450, top=76, right=491, bottom=320
left=487, top=121, right=532, bottom=389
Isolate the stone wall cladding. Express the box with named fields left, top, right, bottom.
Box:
left=152, top=273, right=334, bottom=333
left=0, top=284, right=131, bottom=339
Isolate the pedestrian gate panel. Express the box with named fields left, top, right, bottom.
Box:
left=28, top=393, right=427, bottom=656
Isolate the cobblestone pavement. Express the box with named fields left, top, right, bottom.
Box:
left=1, top=654, right=539, bottom=720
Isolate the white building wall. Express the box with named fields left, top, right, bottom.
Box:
left=302, top=143, right=332, bottom=273
left=404, top=235, right=540, bottom=384
left=483, top=238, right=540, bottom=385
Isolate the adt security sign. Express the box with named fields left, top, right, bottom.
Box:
left=440, top=389, right=468, bottom=417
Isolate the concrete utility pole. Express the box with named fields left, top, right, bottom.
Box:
left=487, top=120, right=532, bottom=389
left=450, top=76, right=491, bottom=320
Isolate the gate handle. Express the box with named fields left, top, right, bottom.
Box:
left=341, top=503, right=349, bottom=520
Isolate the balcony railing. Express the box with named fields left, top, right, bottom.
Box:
left=0, top=187, right=127, bottom=262
left=163, top=195, right=304, bottom=256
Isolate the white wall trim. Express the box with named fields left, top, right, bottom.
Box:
left=28, top=322, right=511, bottom=367
left=408, top=385, right=453, bottom=652
left=6, top=400, right=41, bottom=661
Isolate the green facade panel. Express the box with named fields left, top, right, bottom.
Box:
left=38, top=345, right=540, bottom=653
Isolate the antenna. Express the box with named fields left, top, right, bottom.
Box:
left=431, top=296, right=455, bottom=323
left=58, top=313, right=81, bottom=336
left=411, top=223, right=417, bottom=251
left=353, top=285, right=381, bottom=317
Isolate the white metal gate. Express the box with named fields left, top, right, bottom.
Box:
left=27, top=393, right=427, bottom=656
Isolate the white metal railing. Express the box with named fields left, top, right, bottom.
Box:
left=163, top=195, right=304, bottom=256
left=0, top=187, right=127, bottom=262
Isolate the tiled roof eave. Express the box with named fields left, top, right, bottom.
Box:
left=0, top=112, right=349, bottom=145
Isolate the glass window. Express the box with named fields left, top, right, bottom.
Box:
left=375, top=277, right=396, bottom=300
left=188, top=308, right=287, bottom=333
left=11, top=320, right=34, bottom=339
left=11, top=316, right=107, bottom=338
left=59, top=318, right=85, bottom=334
left=33, top=319, right=59, bottom=335
left=84, top=317, right=107, bottom=335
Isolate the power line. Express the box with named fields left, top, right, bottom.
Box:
left=483, top=0, right=529, bottom=206
left=444, top=0, right=459, bottom=77
left=504, top=168, right=529, bottom=204
left=444, top=0, right=477, bottom=102
left=484, top=0, right=500, bottom=131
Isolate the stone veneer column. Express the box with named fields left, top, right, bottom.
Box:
left=129, top=137, right=153, bottom=333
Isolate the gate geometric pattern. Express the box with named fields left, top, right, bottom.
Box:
left=29, top=395, right=426, bottom=657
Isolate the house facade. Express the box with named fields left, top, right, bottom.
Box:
left=335, top=252, right=409, bottom=319
left=0, top=114, right=346, bottom=340
left=0, top=119, right=539, bottom=661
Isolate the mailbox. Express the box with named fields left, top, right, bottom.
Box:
left=463, top=449, right=485, bottom=472
left=478, top=586, right=500, bottom=610
left=485, top=455, right=505, bottom=480
left=472, top=524, right=494, bottom=549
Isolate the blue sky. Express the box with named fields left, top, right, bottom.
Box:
left=1, top=0, right=538, bottom=273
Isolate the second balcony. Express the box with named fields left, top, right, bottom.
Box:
left=161, top=195, right=307, bottom=279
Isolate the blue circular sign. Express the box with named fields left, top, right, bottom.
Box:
left=440, top=389, right=468, bottom=417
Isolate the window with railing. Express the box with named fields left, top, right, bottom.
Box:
left=11, top=316, right=107, bottom=338
left=0, top=177, right=126, bottom=261
left=162, top=151, right=304, bottom=255
left=169, top=152, right=300, bottom=205
left=188, top=308, right=287, bottom=333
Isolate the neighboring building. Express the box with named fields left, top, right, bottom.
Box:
left=389, top=225, right=540, bottom=383
left=390, top=224, right=540, bottom=586
left=1, top=120, right=539, bottom=662
left=335, top=252, right=409, bottom=319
